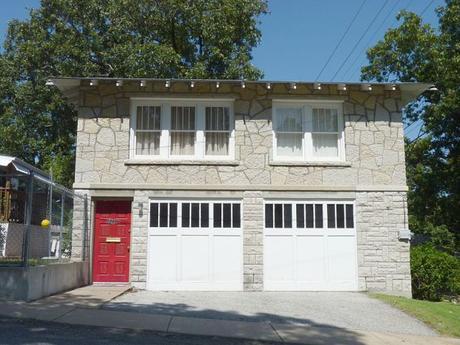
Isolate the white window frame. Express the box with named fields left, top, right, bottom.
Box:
left=272, top=100, right=345, bottom=162
left=130, top=98, right=235, bottom=161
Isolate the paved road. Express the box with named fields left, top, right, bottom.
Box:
left=0, top=317, right=281, bottom=345
left=105, top=291, right=436, bottom=336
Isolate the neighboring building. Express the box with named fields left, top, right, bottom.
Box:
left=52, top=77, right=430, bottom=295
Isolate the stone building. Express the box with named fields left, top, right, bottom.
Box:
left=52, top=77, right=430, bottom=295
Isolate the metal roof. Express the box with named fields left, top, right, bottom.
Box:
left=0, top=155, right=50, bottom=181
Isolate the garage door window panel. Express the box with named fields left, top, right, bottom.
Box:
left=327, top=204, right=335, bottom=228
left=150, top=203, right=159, bottom=227
left=266, top=202, right=356, bottom=231
left=232, top=204, right=241, bottom=228
left=150, top=202, right=178, bottom=228
left=315, top=204, right=323, bottom=228
left=346, top=204, right=354, bottom=228
left=182, top=203, right=190, bottom=227
left=201, top=204, right=209, bottom=227
left=213, top=202, right=240, bottom=229
left=326, top=203, right=355, bottom=229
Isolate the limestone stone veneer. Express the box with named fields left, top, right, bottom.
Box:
left=70, top=81, right=412, bottom=296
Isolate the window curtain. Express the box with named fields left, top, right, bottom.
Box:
left=136, top=106, right=161, bottom=155
left=312, top=108, right=338, bottom=157
left=171, top=106, right=195, bottom=155
left=205, top=107, right=230, bottom=155
left=276, top=108, right=303, bottom=157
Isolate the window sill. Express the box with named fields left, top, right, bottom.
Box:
left=124, top=159, right=239, bottom=166
left=269, top=160, right=352, bottom=167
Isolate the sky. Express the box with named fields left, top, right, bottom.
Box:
left=0, top=0, right=443, bottom=139
left=0, top=0, right=442, bottom=82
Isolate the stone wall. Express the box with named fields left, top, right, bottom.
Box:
left=74, top=82, right=406, bottom=189
left=70, top=192, right=89, bottom=261
left=356, top=191, right=411, bottom=296
left=242, top=191, right=264, bottom=291
left=130, top=190, right=149, bottom=289
left=71, top=81, right=411, bottom=294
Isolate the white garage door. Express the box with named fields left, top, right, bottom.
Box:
left=147, top=200, right=242, bottom=291
left=264, top=201, right=358, bottom=291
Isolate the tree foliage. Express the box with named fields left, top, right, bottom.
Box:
left=361, top=0, right=460, bottom=250
left=0, top=0, right=267, bottom=186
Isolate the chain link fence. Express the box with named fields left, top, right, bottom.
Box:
left=0, top=172, right=88, bottom=266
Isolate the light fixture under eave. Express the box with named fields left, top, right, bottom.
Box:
left=89, top=79, right=98, bottom=86
left=241, top=80, right=246, bottom=88
left=45, top=79, right=54, bottom=86
left=290, top=82, right=297, bottom=90
left=313, top=83, right=322, bottom=90
left=165, top=80, right=171, bottom=88
left=216, top=81, right=220, bottom=88
left=266, top=82, right=271, bottom=90
left=115, top=80, right=123, bottom=87
left=361, top=83, right=372, bottom=91
left=140, top=80, right=147, bottom=87
left=337, top=83, right=347, bottom=91
left=384, top=84, right=397, bottom=91
left=190, top=81, right=195, bottom=88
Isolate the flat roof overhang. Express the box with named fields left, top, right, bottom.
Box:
left=48, top=77, right=435, bottom=106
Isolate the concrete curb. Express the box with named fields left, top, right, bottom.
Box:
left=1, top=301, right=459, bottom=345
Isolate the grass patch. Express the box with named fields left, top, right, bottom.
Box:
left=370, top=293, right=460, bottom=338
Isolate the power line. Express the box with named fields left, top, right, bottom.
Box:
left=342, top=0, right=402, bottom=81
left=420, top=0, right=436, bottom=16
left=330, top=0, right=391, bottom=81
left=345, top=0, right=438, bottom=81
left=315, top=0, right=367, bottom=81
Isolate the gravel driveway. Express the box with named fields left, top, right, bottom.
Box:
left=104, top=291, right=436, bottom=336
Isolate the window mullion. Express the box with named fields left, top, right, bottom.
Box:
left=304, top=105, right=313, bottom=161
left=160, top=103, right=170, bottom=158
left=196, top=104, right=205, bottom=159
left=229, top=103, right=235, bottom=160
left=338, top=109, right=345, bottom=161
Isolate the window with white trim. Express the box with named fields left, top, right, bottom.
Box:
left=205, top=106, right=231, bottom=156
left=171, top=106, right=196, bottom=156
left=272, top=101, right=345, bottom=162
left=135, top=106, right=161, bottom=155
left=130, top=100, right=235, bottom=160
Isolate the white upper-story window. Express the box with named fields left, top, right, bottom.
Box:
left=130, top=99, right=235, bottom=160
left=272, top=101, right=345, bottom=162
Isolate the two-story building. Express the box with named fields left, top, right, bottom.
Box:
left=52, top=77, right=430, bottom=295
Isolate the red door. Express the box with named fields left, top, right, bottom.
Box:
left=93, top=200, right=131, bottom=282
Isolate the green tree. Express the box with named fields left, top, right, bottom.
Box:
left=361, top=0, right=460, bottom=250
left=0, top=0, right=268, bottom=186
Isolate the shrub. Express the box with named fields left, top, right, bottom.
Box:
left=411, top=244, right=459, bottom=301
